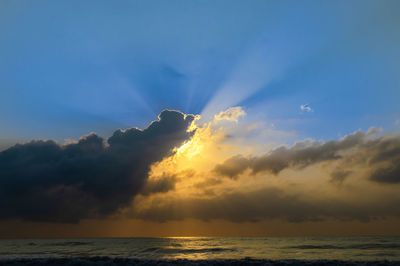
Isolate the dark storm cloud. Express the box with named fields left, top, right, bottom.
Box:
left=214, top=155, right=250, bottom=179
left=213, top=130, right=366, bottom=178
left=330, top=169, right=353, bottom=185
left=140, top=174, right=177, bottom=196
left=0, top=110, right=194, bottom=223
left=363, top=134, right=400, bottom=184
left=132, top=187, right=400, bottom=223
left=214, top=129, right=400, bottom=184
left=370, top=161, right=400, bottom=184
left=250, top=130, right=366, bottom=175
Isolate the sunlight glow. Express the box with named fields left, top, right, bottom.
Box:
left=175, top=138, right=203, bottom=159
left=200, top=41, right=288, bottom=121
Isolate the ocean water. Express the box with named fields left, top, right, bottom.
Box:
left=0, top=237, right=399, bottom=261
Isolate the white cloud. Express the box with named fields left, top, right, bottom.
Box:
left=214, top=107, right=246, bottom=122
left=300, top=104, right=313, bottom=112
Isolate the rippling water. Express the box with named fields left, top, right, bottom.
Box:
left=0, top=237, right=399, bottom=261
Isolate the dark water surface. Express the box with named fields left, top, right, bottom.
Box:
left=0, top=237, right=399, bottom=261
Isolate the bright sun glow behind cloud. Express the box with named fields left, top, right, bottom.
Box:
left=124, top=105, right=400, bottom=231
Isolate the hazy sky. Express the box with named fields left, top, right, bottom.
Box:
left=0, top=0, right=399, bottom=237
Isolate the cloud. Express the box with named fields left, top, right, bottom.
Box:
left=370, top=163, right=400, bottom=184
left=213, top=106, right=245, bottom=122
left=131, top=186, right=400, bottom=223
left=250, top=131, right=365, bottom=175
left=6, top=105, right=393, bottom=226
left=139, top=174, right=177, bottom=196
left=330, top=169, right=353, bottom=185
left=213, top=130, right=366, bottom=178
left=213, top=128, right=400, bottom=184
left=300, top=104, right=313, bottom=112
left=126, top=111, right=400, bottom=224
left=214, top=155, right=251, bottom=179
left=0, top=110, right=194, bottom=223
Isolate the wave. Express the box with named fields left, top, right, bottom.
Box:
left=47, top=241, right=92, bottom=247
left=141, top=247, right=237, bottom=254
left=288, top=244, right=400, bottom=250
left=0, top=257, right=399, bottom=265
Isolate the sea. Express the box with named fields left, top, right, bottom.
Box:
left=0, top=237, right=399, bottom=261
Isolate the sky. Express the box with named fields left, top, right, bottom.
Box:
left=0, top=0, right=399, bottom=237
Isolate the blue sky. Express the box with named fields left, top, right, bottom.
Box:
left=1, top=0, right=399, bottom=148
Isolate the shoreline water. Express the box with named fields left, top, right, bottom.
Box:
left=1, top=257, right=400, bottom=265
left=1, top=237, right=399, bottom=262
